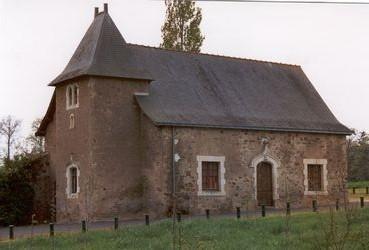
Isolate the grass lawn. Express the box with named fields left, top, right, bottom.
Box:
left=2, top=208, right=369, bottom=250
left=347, top=181, right=369, bottom=202
left=347, top=180, right=369, bottom=189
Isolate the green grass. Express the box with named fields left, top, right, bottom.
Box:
left=348, top=180, right=369, bottom=188
left=347, top=181, right=369, bottom=200
left=2, top=209, right=369, bottom=250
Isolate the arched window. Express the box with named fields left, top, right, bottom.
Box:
left=66, top=164, right=80, bottom=198
left=69, top=114, right=75, bottom=129
left=66, top=83, right=79, bottom=109
left=73, top=85, right=79, bottom=106
left=68, top=86, right=73, bottom=107
left=70, top=167, right=77, bottom=194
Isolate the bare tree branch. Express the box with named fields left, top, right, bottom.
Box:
left=0, top=115, right=21, bottom=161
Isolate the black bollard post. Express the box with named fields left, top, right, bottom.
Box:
left=236, top=207, right=241, bottom=219
left=145, top=214, right=149, bottom=226
left=360, top=197, right=364, bottom=208
left=206, top=209, right=210, bottom=219
left=312, top=200, right=317, bottom=212
left=353, top=187, right=356, bottom=194
left=286, top=202, right=291, bottom=216
left=336, top=199, right=339, bottom=211
left=366, top=187, right=369, bottom=195
left=114, top=217, right=119, bottom=230
left=176, top=212, right=181, bottom=223
left=261, top=205, right=266, bottom=217
left=49, top=223, right=54, bottom=237
left=9, top=225, right=14, bottom=240
left=81, top=220, right=87, bottom=233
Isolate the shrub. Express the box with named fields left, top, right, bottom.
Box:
left=0, top=155, right=35, bottom=225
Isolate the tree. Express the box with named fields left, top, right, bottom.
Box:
left=0, top=154, right=34, bottom=225
left=0, top=116, right=21, bottom=161
left=160, top=0, right=205, bottom=52
left=347, top=130, right=369, bottom=181
left=26, top=118, right=44, bottom=154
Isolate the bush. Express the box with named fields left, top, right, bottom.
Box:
left=0, top=155, right=35, bottom=225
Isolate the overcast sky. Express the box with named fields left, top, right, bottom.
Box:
left=0, top=0, right=368, bottom=138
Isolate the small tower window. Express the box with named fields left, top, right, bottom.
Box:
left=66, top=164, right=80, bottom=198
left=70, top=167, right=77, bottom=194
left=68, top=86, right=73, bottom=107
left=69, top=114, right=75, bottom=129
left=73, top=85, right=79, bottom=106
left=66, top=84, right=79, bottom=109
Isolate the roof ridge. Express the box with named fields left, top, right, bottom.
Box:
left=89, top=13, right=108, bottom=72
left=127, top=43, right=300, bottom=67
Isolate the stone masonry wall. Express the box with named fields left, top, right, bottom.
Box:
left=29, top=154, right=53, bottom=223
left=86, top=77, right=150, bottom=220
left=53, top=77, right=150, bottom=222
left=140, top=114, right=172, bottom=218
left=54, top=78, right=92, bottom=223
left=142, top=121, right=347, bottom=217
left=44, top=109, right=56, bottom=220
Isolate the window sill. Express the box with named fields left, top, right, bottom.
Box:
left=67, top=193, right=79, bottom=199
left=304, top=191, right=328, bottom=196
left=198, top=191, right=226, bottom=197
left=66, top=105, right=79, bottom=111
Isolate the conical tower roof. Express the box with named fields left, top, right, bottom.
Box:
left=49, top=8, right=152, bottom=86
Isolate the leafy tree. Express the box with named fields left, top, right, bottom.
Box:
left=0, top=117, right=49, bottom=225
left=160, top=0, right=205, bottom=52
left=348, top=130, right=369, bottom=181
left=26, top=118, right=44, bottom=154
left=0, top=154, right=34, bottom=225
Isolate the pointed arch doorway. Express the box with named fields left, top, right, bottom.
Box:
left=251, top=149, right=280, bottom=207
left=256, top=162, right=273, bottom=206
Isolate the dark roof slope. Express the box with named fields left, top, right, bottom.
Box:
left=132, top=45, right=351, bottom=134
left=36, top=91, right=55, bottom=136
left=49, top=12, right=151, bottom=86
left=43, top=9, right=351, bottom=135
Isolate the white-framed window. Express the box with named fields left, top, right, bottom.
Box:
left=66, top=84, right=79, bottom=110
left=303, top=159, right=328, bottom=195
left=66, top=164, right=80, bottom=198
left=197, top=156, right=226, bottom=196
left=69, top=114, right=75, bottom=129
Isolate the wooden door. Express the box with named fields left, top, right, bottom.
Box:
left=257, top=162, right=273, bottom=206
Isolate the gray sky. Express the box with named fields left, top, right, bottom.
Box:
left=0, top=0, right=368, bottom=138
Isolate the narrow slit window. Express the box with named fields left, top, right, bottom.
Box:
left=69, top=114, right=75, bottom=129
left=68, top=86, right=73, bottom=107
left=73, top=85, right=79, bottom=106
left=70, top=167, right=78, bottom=194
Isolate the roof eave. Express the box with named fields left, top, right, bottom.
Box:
left=152, top=121, right=353, bottom=135
left=36, top=91, right=56, bottom=137
left=48, top=73, right=154, bottom=87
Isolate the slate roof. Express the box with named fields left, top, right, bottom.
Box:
left=49, top=12, right=152, bottom=86
left=36, top=91, right=55, bottom=136
left=41, top=10, right=351, bottom=135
